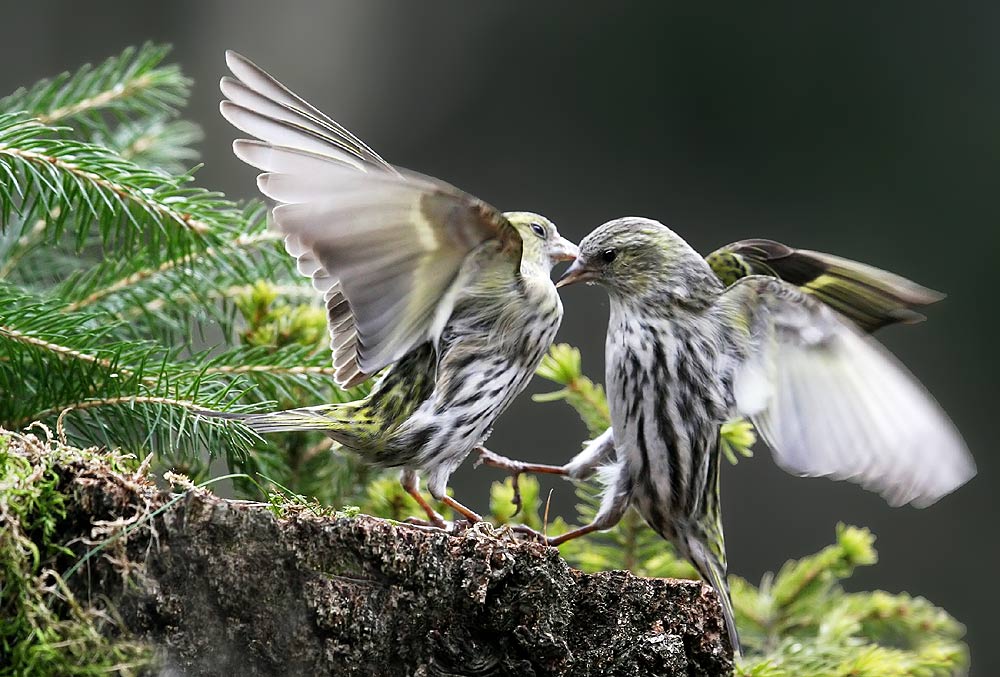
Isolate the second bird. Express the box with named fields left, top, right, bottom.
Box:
left=525, top=218, right=975, bottom=656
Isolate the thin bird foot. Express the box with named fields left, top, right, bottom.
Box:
left=403, top=516, right=452, bottom=530
left=401, top=482, right=449, bottom=529
left=509, top=523, right=548, bottom=544
left=403, top=496, right=482, bottom=532
left=475, top=447, right=526, bottom=515
left=475, top=446, right=568, bottom=517
left=544, top=522, right=602, bottom=547
left=441, top=495, right=483, bottom=523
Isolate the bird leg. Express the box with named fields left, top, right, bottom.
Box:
left=475, top=446, right=568, bottom=516
left=476, top=446, right=569, bottom=476
left=502, top=515, right=619, bottom=547
left=544, top=462, right=632, bottom=547
left=475, top=429, right=618, bottom=515
left=441, top=496, right=483, bottom=523
left=405, top=470, right=484, bottom=528
left=399, top=469, right=448, bottom=529
left=545, top=522, right=606, bottom=546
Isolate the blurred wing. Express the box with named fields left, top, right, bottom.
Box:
left=221, top=52, right=520, bottom=385
left=726, top=276, right=974, bottom=507
left=221, top=50, right=393, bottom=173
left=281, top=236, right=367, bottom=386
left=707, top=239, right=943, bottom=332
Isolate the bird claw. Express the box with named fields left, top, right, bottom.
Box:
left=404, top=514, right=450, bottom=530
left=509, top=524, right=549, bottom=545
left=476, top=447, right=526, bottom=516
left=475, top=447, right=526, bottom=474
left=404, top=517, right=486, bottom=538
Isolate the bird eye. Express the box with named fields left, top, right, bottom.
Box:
left=530, top=222, right=546, bottom=238
left=601, top=248, right=617, bottom=263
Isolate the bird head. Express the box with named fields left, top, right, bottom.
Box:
left=504, top=212, right=579, bottom=272
left=557, top=217, right=718, bottom=301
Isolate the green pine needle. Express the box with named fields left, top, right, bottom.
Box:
left=0, top=43, right=189, bottom=136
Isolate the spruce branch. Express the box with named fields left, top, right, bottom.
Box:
left=0, top=43, right=202, bottom=180
left=0, top=323, right=125, bottom=375
left=97, top=117, right=203, bottom=175
left=60, top=203, right=277, bottom=313
left=0, top=43, right=189, bottom=133
left=0, top=113, right=247, bottom=260
left=46, top=205, right=295, bottom=350
left=203, top=363, right=337, bottom=376
left=0, top=284, right=343, bottom=463
left=728, top=525, right=967, bottom=675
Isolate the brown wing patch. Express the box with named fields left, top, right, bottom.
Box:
left=418, top=190, right=518, bottom=258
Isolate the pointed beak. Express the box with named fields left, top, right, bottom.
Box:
left=550, top=236, right=579, bottom=262
left=556, top=258, right=595, bottom=288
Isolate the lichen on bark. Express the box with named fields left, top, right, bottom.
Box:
left=1, top=430, right=732, bottom=676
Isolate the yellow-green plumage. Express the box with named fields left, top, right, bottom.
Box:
left=706, top=238, right=943, bottom=332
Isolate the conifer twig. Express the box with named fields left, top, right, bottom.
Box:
left=1, top=43, right=189, bottom=132
left=0, top=136, right=210, bottom=234
left=64, top=230, right=276, bottom=311
left=0, top=324, right=125, bottom=373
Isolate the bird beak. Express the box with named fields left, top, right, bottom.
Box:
left=556, top=258, right=595, bottom=288
left=550, top=236, right=579, bottom=262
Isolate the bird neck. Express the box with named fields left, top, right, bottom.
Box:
left=518, top=255, right=552, bottom=280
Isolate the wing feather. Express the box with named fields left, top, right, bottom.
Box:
left=708, top=239, right=943, bottom=332
left=221, top=52, right=518, bottom=384
left=223, top=50, right=392, bottom=171
left=726, top=276, right=974, bottom=507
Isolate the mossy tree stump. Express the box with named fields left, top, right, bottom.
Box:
left=56, top=454, right=733, bottom=676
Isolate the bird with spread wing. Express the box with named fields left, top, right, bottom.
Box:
left=479, top=233, right=945, bottom=484
left=207, top=52, right=577, bottom=526
left=484, top=218, right=974, bottom=655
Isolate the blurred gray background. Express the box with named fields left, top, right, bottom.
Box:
left=4, top=1, right=996, bottom=672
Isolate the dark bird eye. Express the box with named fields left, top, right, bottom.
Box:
left=530, top=222, right=546, bottom=238
left=601, top=248, right=617, bottom=263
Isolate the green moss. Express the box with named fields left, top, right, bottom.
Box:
left=263, top=480, right=360, bottom=521
left=0, top=431, right=154, bottom=676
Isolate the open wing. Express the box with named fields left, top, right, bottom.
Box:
left=725, top=276, right=974, bottom=507
left=707, top=239, right=943, bottom=332
left=220, top=52, right=520, bottom=386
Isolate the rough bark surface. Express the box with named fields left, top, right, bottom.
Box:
left=59, top=457, right=734, bottom=677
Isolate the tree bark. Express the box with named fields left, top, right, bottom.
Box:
left=60, top=457, right=734, bottom=677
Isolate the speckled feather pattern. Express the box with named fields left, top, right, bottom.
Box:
left=407, top=276, right=562, bottom=496
left=571, top=216, right=973, bottom=655
left=605, top=287, right=734, bottom=564
left=315, top=241, right=564, bottom=498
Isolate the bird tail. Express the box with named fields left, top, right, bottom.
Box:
left=686, top=533, right=741, bottom=659
left=196, top=404, right=355, bottom=435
